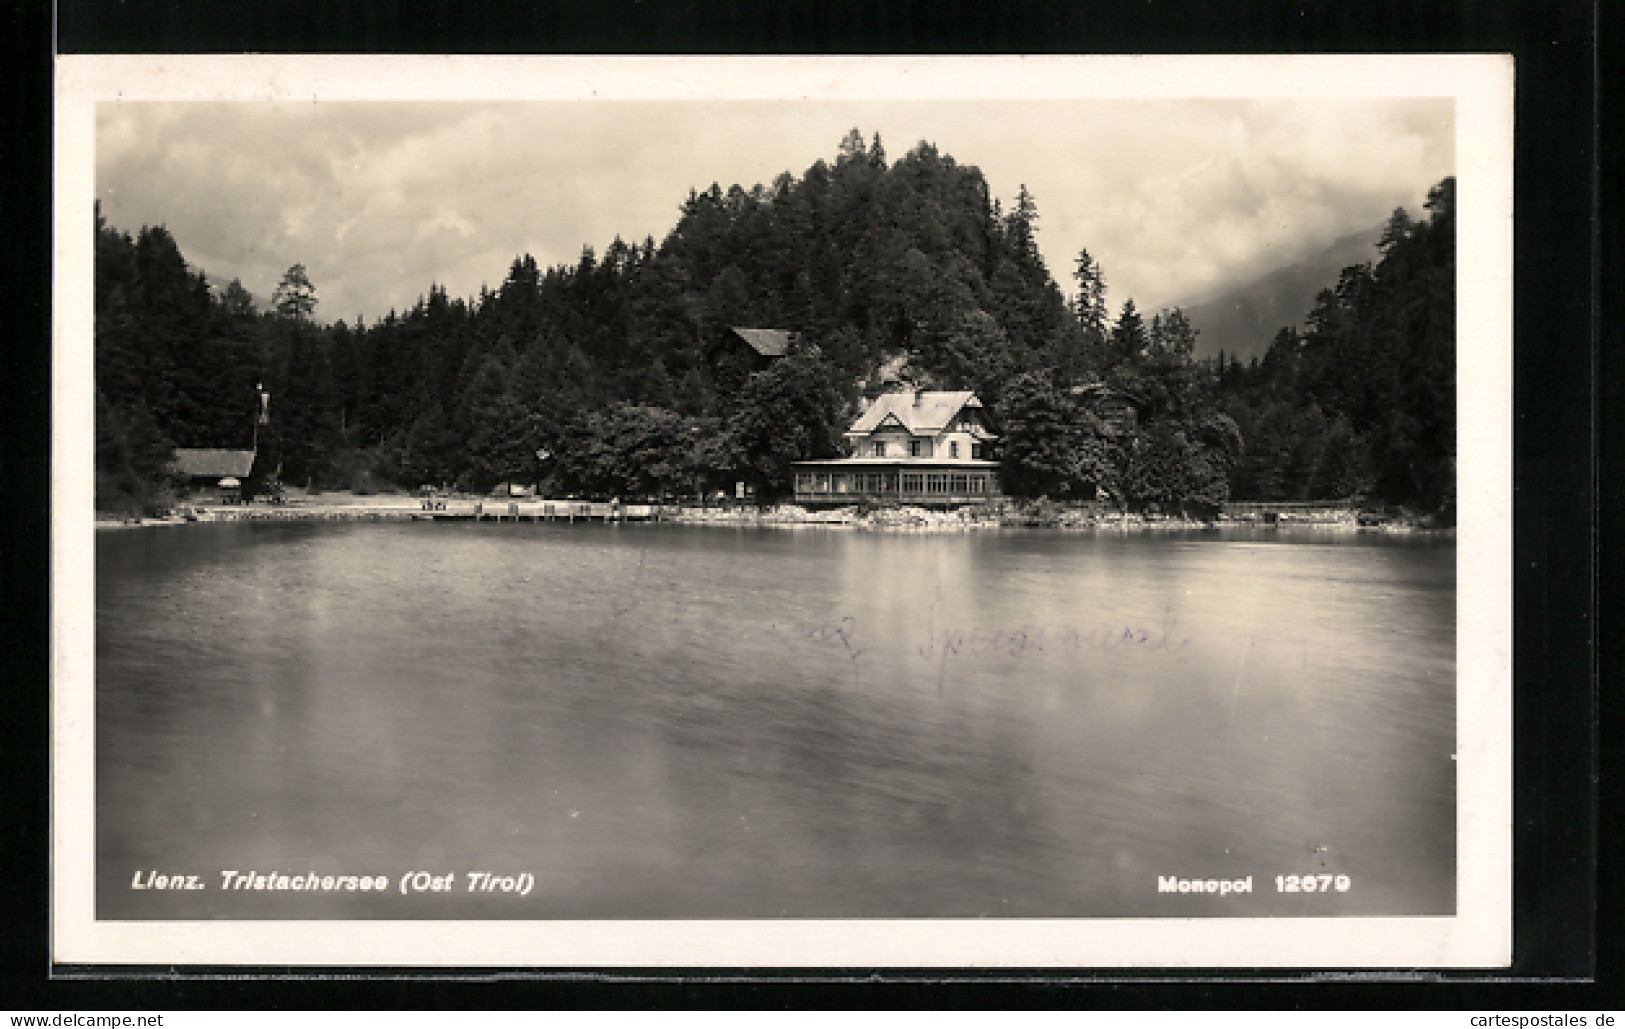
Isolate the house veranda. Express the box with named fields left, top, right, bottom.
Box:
left=792, top=459, right=1002, bottom=506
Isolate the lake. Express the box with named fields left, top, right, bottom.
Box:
left=96, top=521, right=1455, bottom=919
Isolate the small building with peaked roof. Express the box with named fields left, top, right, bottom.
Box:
left=169, top=448, right=257, bottom=500
left=792, top=390, right=1001, bottom=506
left=708, top=327, right=796, bottom=396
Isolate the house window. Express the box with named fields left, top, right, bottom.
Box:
left=872, top=441, right=885, bottom=457
left=796, top=473, right=813, bottom=493
left=949, top=441, right=959, bottom=458
left=902, top=473, right=923, bottom=494
left=909, top=439, right=921, bottom=457
left=951, top=474, right=968, bottom=494
left=972, top=443, right=983, bottom=460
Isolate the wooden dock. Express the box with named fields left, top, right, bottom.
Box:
left=174, top=496, right=668, bottom=524
left=424, top=500, right=663, bottom=523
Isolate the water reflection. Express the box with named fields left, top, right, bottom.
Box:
left=97, top=523, right=1454, bottom=918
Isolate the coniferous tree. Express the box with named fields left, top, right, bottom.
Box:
left=1109, top=299, right=1148, bottom=365
left=1072, top=248, right=1109, bottom=345
left=272, top=264, right=319, bottom=322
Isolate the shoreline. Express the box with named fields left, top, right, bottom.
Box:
left=94, top=494, right=1454, bottom=537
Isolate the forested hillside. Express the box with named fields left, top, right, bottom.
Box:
left=1215, top=179, right=1457, bottom=511
left=94, top=129, right=1455, bottom=518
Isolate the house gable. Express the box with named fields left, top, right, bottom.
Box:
left=847, top=389, right=996, bottom=447
left=848, top=390, right=980, bottom=436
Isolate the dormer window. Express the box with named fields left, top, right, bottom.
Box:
left=909, top=439, right=921, bottom=458
left=949, top=441, right=959, bottom=458
left=871, top=441, right=885, bottom=457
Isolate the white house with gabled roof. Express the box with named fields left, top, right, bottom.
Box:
left=792, top=389, right=1002, bottom=505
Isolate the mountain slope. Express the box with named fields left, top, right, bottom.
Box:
left=1182, top=225, right=1384, bottom=363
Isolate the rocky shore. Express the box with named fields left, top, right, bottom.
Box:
left=95, top=491, right=1451, bottom=536
left=657, top=502, right=1450, bottom=534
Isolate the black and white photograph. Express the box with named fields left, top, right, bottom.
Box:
left=52, top=55, right=1512, bottom=967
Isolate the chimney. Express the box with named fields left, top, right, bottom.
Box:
left=912, top=388, right=923, bottom=408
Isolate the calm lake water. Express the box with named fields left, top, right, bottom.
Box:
left=96, top=522, right=1455, bottom=919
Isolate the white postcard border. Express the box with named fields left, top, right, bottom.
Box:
left=52, top=53, right=1514, bottom=968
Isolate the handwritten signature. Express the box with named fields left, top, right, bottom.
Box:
left=775, top=606, right=1193, bottom=693
left=916, top=606, right=1193, bottom=691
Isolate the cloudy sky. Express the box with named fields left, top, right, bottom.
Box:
left=96, top=98, right=1453, bottom=325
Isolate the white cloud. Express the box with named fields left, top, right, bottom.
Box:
left=96, top=98, right=1453, bottom=325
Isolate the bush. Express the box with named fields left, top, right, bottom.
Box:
left=96, top=469, right=175, bottom=519
left=325, top=445, right=397, bottom=495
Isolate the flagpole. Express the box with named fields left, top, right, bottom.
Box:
left=253, top=382, right=269, bottom=454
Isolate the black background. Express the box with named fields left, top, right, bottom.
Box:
left=3, top=0, right=1606, bottom=1010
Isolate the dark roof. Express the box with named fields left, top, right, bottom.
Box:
left=170, top=448, right=257, bottom=478
left=731, top=327, right=793, bottom=357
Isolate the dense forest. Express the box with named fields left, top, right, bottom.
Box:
left=94, top=129, right=1455, bottom=518
left=1214, top=179, right=1457, bottom=511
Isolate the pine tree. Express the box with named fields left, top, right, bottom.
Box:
left=1110, top=299, right=1148, bottom=364
left=272, top=264, right=319, bottom=322
left=1072, top=247, right=1109, bottom=347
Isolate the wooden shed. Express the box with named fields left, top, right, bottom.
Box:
left=170, top=448, right=257, bottom=501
